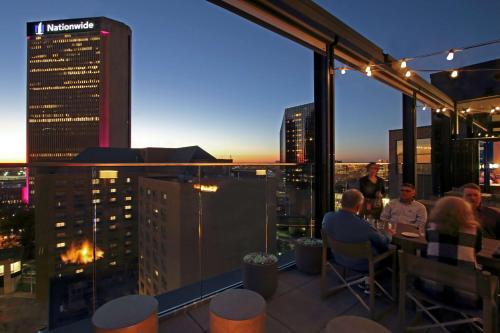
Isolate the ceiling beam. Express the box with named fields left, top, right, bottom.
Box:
left=208, top=0, right=454, bottom=109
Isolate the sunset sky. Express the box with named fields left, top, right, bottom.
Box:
left=0, top=0, right=499, bottom=163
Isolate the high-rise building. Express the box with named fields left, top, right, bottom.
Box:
left=26, top=17, right=131, bottom=163
left=279, top=103, right=314, bottom=186
left=280, top=103, right=314, bottom=165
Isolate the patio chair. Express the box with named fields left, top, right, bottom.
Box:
left=398, top=250, right=499, bottom=333
left=321, top=229, right=397, bottom=319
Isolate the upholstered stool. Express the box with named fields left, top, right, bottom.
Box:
left=92, top=295, right=158, bottom=333
left=210, top=289, right=266, bottom=333
left=326, top=315, right=389, bottom=333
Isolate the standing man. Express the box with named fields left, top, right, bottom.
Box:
left=380, top=183, right=427, bottom=233
left=462, top=183, right=500, bottom=239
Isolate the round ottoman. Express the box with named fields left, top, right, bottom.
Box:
left=326, top=315, right=389, bottom=333
left=210, top=289, right=266, bottom=333
left=92, top=295, right=158, bottom=333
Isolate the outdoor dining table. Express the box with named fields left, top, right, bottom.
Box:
left=391, top=223, right=500, bottom=274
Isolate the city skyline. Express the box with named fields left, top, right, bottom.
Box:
left=0, top=0, right=499, bottom=163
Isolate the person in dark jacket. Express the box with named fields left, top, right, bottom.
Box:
left=359, top=162, right=385, bottom=219
left=462, top=183, right=500, bottom=239
left=322, top=189, right=393, bottom=272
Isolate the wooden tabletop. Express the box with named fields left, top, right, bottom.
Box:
left=392, top=223, right=500, bottom=274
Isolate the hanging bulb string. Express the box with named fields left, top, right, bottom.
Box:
left=333, top=37, right=500, bottom=73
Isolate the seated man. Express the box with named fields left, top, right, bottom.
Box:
left=322, top=189, right=392, bottom=272
left=462, top=183, right=500, bottom=239
left=380, top=183, right=427, bottom=233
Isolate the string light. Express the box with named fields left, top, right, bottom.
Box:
left=400, top=60, right=407, bottom=69
left=405, top=70, right=411, bottom=78
left=436, top=109, right=441, bottom=113
left=442, top=108, right=447, bottom=111
left=422, top=105, right=427, bottom=110
left=365, top=66, right=372, bottom=77
left=446, top=49, right=455, bottom=61
left=496, top=106, right=500, bottom=111
left=450, top=70, right=458, bottom=78
left=461, top=109, right=466, bottom=114
left=491, top=108, right=495, bottom=113
left=466, top=107, right=471, bottom=113
left=341, top=68, right=346, bottom=75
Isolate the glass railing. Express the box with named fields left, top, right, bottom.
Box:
left=0, top=162, right=314, bottom=332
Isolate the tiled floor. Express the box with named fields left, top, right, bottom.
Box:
left=159, top=267, right=404, bottom=333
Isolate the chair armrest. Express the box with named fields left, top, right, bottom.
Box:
left=373, top=245, right=397, bottom=264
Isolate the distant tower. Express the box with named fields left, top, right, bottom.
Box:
left=26, top=17, right=131, bottom=163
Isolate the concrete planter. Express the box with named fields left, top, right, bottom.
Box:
left=295, top=241, right=322, bottom=275
left=242, top=260, right=277, bottom=299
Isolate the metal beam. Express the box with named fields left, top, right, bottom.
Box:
left=402, top=93, right=417, bottom=185
left=313, top=46, right=335, bottom=237
left=207, top=0, right=454, bottom=109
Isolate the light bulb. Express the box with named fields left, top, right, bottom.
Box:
left=341, top=68, right=346, bottom=75
left=400, top=60, right=407, bottom=69
left=436, top=109, right=441, bottom=113
left=442, top=108, right=446, bottom=112
left=496, top=106, right=500, bottom=111
left=405, top=70, right=411, bottom=78
left=422, top=105, right=427, bottom=110
left=446, top=50, right=454, bottom=61
left=466, top=108, right=471, bottom=113
left=366, top=70, right=372, bottom=77
left=365, top=66, right=371, bottom=73
left=450, top=70, right=458, bottom=78
left=461, top=110, right=466, bottom=114
left=491, top=109, right=495, bottom=113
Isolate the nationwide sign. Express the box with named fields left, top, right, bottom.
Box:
left=27, top=18, right=100, bottom=36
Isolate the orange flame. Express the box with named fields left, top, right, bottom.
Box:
left=61, top=240, right=104, bottom=264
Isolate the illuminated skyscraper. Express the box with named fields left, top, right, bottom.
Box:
left=280, top=103, right=314, bottom=165
left=26, top=17, right=131, bottom=162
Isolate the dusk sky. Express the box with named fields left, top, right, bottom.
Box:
left=0, top=0, right=499, bottom=162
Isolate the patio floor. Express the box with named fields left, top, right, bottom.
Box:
left=159, top=267, right=409, bottom=333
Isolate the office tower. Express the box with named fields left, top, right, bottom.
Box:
left=280, top=103, right=315, bottom=165
left=27, top=17, right=131, bottom=163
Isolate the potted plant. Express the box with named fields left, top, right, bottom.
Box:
left=294, top=237, right=322, bottom=274
left=242, top=252, right=278, bottom=299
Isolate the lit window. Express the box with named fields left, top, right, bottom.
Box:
left=76, top=268, right=84, bottom=274
left=125, top=205, right=132, bottom=210
left=155, top=270, right=159, bottom=277
left=110, top=179, right=116, bottom=184
left=92, top=179, right=99, bottom=185
left=55, top=222, right=65, bottom=228
left=99, top=170, right=118, bottom=179
left=0, top=265, right=3, bottom=276
left=125, top=196, right=132, bottom=201
left=94, top=218, right=100, bottom=223
left=109, top=197, right=117, bottom=202
left=126, top=178, right=131, bottom=183
left=92, top=189, right=100, bottom=194
left=92, top=199, right=101, bottom=204
left=110, top=188, right=116, bottom=193
left=109, top=224, right=117, bottom=230
left=162, top=194, right=167, bottom=200
left=110, top=216, right=116, bottom=221
left=10, top=261, right=21, bottom=274
left=56, top=242, right=66, bottom=248
left=124, top=214, right=132, bottom=219
left=110, top=261, right=116, bottom=266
